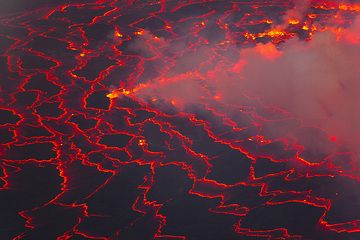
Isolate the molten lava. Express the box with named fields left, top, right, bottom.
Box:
left=0, top=0, right=360, bottom=239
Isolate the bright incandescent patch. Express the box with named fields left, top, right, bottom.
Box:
left=1, top=0, right=360, bottom=239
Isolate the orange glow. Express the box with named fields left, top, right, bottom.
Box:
left=265, top=30, right=286, bottom=37
left=122, top=89, right=131, bottom=95
left=302, top=25, right=309, bottom=31
left=79, top=53, right=85, bottom=57
left=255, top=29, right=287, bottom=39
left=244, top=32, right=256, bottom=40
left=105, top=83, right=152, bottom=100
left=138, top=139, right=146, bottom=146
left=288, top=19, right=300, bottom=25
left=106, top=88, right=132, bottom=99
left=106, top=91, right=120, bottom=99
left=339, top=4, right=360, bottom=11
left=135, top=30, right=144, bottom=35
left=115, top=31, right=123, bottom=37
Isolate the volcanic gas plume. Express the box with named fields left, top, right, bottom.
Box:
left=1, top=0, right=360, bottom=239
left=122, top=14, right=360, bottom=160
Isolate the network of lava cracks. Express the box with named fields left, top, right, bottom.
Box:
left=1, top=0, right=360, bottom=239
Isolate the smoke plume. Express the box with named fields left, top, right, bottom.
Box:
left=115, top=13, right=360, bottom=160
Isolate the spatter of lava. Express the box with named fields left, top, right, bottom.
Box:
left=1, top=0, right=360, bottom=239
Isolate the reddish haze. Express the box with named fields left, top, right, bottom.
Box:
left=128, top=15, right=360, bottom=158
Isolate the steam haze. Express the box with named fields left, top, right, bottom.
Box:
left=123, top=13, right=360, bottom=159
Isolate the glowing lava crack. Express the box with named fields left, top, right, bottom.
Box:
left=1, top=0, right=360, bottom=239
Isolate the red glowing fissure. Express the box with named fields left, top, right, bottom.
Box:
left=0, top=0, right=360, bottom=239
